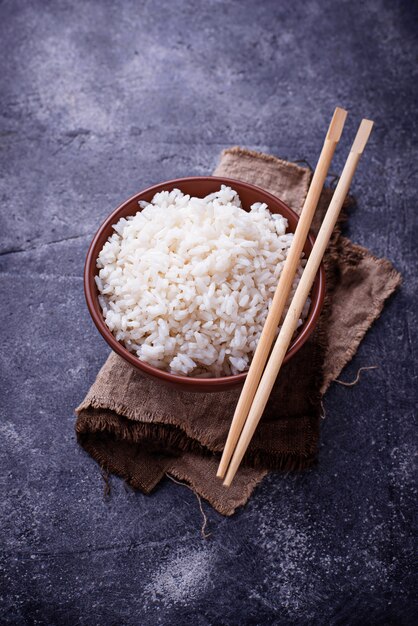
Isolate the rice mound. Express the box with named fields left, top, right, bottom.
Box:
left=96, top=186, right=308, bottom=377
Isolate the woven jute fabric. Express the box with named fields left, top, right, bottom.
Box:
left=75, top=147, right=401, bottom=516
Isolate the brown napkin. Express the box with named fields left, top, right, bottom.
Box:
left=76, top=147, right=401, bottom=516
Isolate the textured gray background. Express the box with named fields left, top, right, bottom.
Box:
left=0, top=0, right=417, bottom=624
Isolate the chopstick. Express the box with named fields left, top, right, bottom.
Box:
left=223, top=118, right=374, bottom=487
left=216, top=107, right=348, bottom=479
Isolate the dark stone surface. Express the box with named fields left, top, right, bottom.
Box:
left=1, top=0, right=416, bottom=624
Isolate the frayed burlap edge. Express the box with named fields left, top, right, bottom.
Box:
left=76, top=398, right=319, bottom=472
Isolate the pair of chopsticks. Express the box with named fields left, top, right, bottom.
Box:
left=217, top=107, right=374, bottom=487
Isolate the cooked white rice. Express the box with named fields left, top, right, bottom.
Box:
left=96, top=186, right=309, bottom=377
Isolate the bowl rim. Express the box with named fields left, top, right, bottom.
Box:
left=84, top=176, right=325, bottom=389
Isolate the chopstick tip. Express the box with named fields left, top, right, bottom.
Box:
left=223, top=463, right=238, bottom=487
left=327, top=107, right=348, bottom=142
left=351, top=118, right=374, bottom=154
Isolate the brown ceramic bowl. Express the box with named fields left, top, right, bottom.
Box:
left=84, top=176, right=325, bottom=392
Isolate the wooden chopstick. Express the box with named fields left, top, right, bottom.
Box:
left=216, top=107, right=348, bottom=479
left=223, top=118, right=374, bottom=487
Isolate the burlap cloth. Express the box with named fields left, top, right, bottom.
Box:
left=75, top=147, right=401, bottom=515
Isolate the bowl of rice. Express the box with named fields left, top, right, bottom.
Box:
left=84, top=177, right=325, bottom=392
